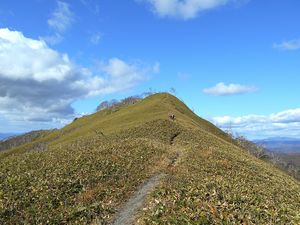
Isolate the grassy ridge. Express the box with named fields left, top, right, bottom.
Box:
left=0, top=93, right=229, bottom=159
left=0, top=93, right=299, bottom=224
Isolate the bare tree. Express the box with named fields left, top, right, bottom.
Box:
left=96, top=99, right=120, bottom=112
left=225, top=132, right=300, bottom=181
left=120, top=96, right=142, bottom=105
left=235, top=135, right=267, bottom=159
left=96, top=101, right=110, bottom=111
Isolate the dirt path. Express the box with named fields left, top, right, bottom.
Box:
left=111, top=173, right=166, bottom=225
left=111, top=135, right=181, bottom=225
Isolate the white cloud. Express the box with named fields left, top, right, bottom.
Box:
left=48, top=1, right=74, bottom=33
left=0, top=28, right=157, bottom=129
left=273, top=39, right=300, bottom=51
left=42, top=1, right=74, bottom=44
left=42, top=33, right=64, bottom=45
left=212, top=108, right=300, bottom=138
left=203, top=82, right=257, bottom=96
left=270, top=108, right=300, bottom=123
left=90, top=58, right=158, bottom=96
left=0, top=28, right=72, bottom=82
left=140, top=0, right=242, bottom=20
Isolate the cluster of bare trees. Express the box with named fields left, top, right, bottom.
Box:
left=96, top=96, right=142, bottom=112
left=229, top=133, right=300, bottom=180
left=235, top=135, right=267, bottom=159
left=96, top=91, right=157, bottom=112
left=96, top=88, right=178, bottom=112
left=96, top=99, right=120, bottom=111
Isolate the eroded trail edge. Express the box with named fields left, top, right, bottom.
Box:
left=111, top=173, right=166, bottom=225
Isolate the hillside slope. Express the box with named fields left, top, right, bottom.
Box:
left=0, top=93, right=299, bottom=224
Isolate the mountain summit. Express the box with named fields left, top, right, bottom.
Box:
left=0, top=93, right=299, bottom=224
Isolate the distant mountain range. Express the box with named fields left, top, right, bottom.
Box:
left=254, top=137, right=300, bottom=153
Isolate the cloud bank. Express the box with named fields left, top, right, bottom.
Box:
left=212, top=108, right=300, bottom=138
left=0, top=28, right=157, bottom=129
left=203, top=82, right=257, bottom=96
left=140, top=0, right=242, bottom=20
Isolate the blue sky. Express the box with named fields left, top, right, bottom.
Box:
left=0, top=0, right=299, bottom=139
